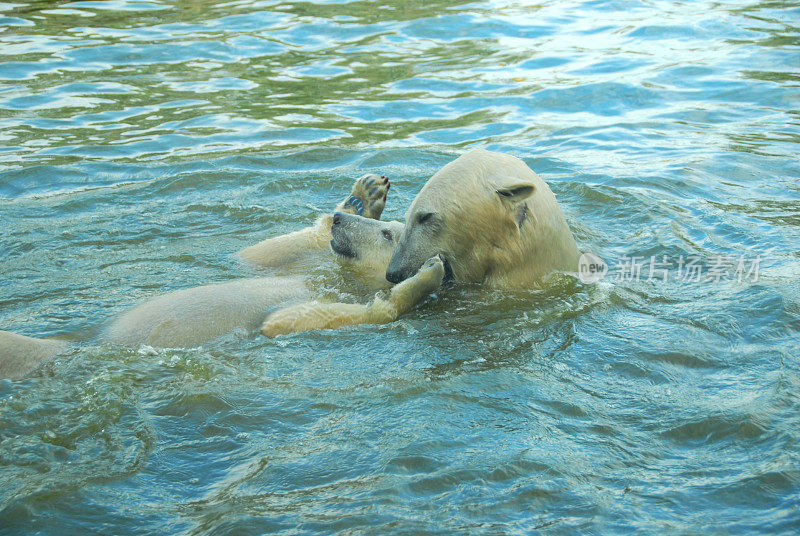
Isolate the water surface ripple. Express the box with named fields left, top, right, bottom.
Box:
left=1, top=0, right=799, bottom=534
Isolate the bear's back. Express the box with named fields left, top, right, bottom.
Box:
left=105, top=277, right=310, bottom=348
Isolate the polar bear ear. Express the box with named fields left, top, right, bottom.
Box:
left=495, top=183, right=535, bottom=204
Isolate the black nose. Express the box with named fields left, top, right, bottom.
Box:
left=385, top=268, right=407, bottom=284
left=332, top=212, right=342, bottom=226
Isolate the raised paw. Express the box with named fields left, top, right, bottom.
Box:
left=341, top=173, right=390, bottom=219
left=414, top=255, right=445, bottom=288
left=422, top=254, right=444, bottom=274
left=387, top=253, right=445, bottom=310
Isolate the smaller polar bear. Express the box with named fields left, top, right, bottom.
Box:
left=106, top=174, right=395, bottom=348
left=106, top=175, right=443, bottom=346
left=386, top=149, right=579, bottom=288
left=107, top=212, right=442, bottom=346
left=0, top=175, right=443, bottom=380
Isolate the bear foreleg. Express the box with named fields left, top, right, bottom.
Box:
left=260, top=255, right=444, bottom=337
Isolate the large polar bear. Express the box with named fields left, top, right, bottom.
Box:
left=386, top=149, right=579, bottom=288
left=0, top=175, right=444, bottom=379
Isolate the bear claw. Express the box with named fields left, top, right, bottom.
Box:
left=346, top=173, right=390, bottom=220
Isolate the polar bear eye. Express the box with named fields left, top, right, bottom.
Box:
left=416, top=212, right=434, bottom=225
left=381, top=229, right=393, bottom=241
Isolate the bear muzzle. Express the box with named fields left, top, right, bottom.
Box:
left=386, top=252, right=453, bottom=284
left=385, top=265, right=412, bottom=284
left=330, top=212, right=357, bottom=258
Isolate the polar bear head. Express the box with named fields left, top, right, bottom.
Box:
left=385, top=149, right=579, bottom=288
left=330, top=212, right=405, bottom=283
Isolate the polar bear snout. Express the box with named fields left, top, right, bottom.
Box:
left=387, top=251, right=452, bottom=284
left=386, top=243, right=423, bottom=284
left=330, top=212, right=357, bottom=258
left=385, top=249, right=411, bottom=284
left=386, top=262, right=413, bottom=284
left=385, top=222, right=441, bottom=284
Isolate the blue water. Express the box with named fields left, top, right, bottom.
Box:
left=1, top=0, right=799, bottom=534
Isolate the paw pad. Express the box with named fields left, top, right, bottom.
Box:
left=343, top=196, right=364, bottom=215
left=349, top=173, right=390, bottom=219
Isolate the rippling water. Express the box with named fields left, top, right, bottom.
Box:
left=1, top=0, right=799, bottom=534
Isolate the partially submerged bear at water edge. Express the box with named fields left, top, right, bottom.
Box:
left=386, top=148, right=580, bottom=288
left=0, top=175, right=442, bottom=380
